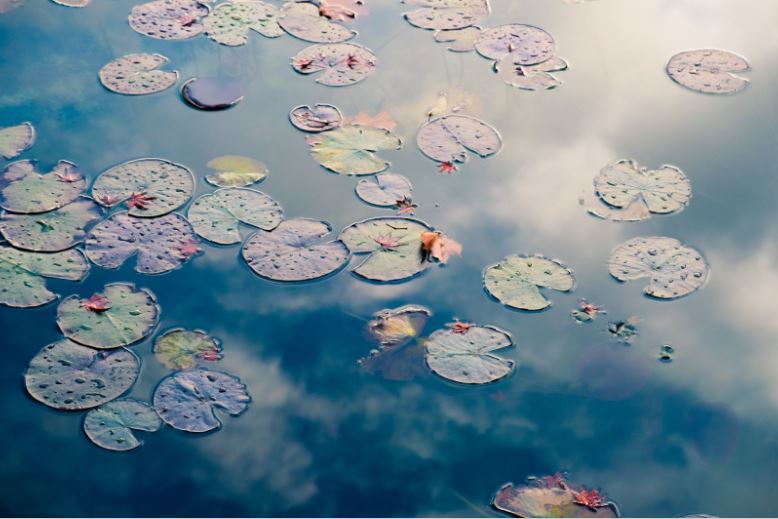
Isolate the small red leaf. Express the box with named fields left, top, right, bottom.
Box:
left=81, top=294, right=111, bottom=313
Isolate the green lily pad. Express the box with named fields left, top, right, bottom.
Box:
left=24, top=339, right=140, bottom=410
left=0, top=160, right=84, bottom=214
left=129, top=0, right=210, bottom=40
left=425, top=324, right=515, bottom=385
left=666, top=49, right=750, bottom=95
left=188, top=188, right=282, bottom=245
left=417, top=114, right=502, bottom=165
left=355, top=173, right=413, bottom=207
left=492, top=481, right=620, bottom=518
left=204, top=0, right=283, bottom=46
left=0, top=198, right=102, bottom=252
left=338, top=217, right=432, bottom=282
left=0, top=245, right=88, bottom=308
left=56, top=282, right=160, bottom=349
left=99, top=53, right=179, bottom=95
left=83, top=399, right=162, bottom=451
left=205, top=155, right=268, bottom=187
left=484, top=255, right=575, bottom=311
left=403, top=0, right=489, bottom=30
left=278, top=1, right=355, bottom=43
left=153, top=328, right=222, bottom=369
left=0, top=122, right=35, bottom=159
left=91, top=158, right=195, bottom=217
left=475, top=24, right=556, bottom=65
left=292, top=43, right=377, bottom=87
left=307, top=124, right=402, bottom=175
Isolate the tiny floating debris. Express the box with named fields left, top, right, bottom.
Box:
left=607, top=317, right=639, bottom=344
left=571, top=299, right=606, bottom=323
left=659, top=344, right=674, bottom=362
left=181, top=77, right=245, bottom=111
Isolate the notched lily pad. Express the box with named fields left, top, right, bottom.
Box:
left=289, top=103, right=343, bottom=132
left=0, top=245, right=88, bottom=308
left=0, top=160, right=84, bottom=214
left=434, top=26, right=482, bottom=52
left=129, top=0, right=210, bottom=40
left=417, top=114, right=501, bottom=166
left=307, top=124, right=401, bottom=175
left=204, top=0, right=283, bottom=46
left=188, top=187, right=282, bottom=245
left=0, top=198, right=102, bottom=252
left=153, top=368, right=250, bottom=433
left=403, top=0, right=489, bottom=31
left=0, top=122, right=35, bottom=159
left=278, top=1, right=355, bottom=43
left=666, top=49, right=750, bottom=95
left=608, top=236, right=709, bottom=299
left=84, top=399, right=162, bottom=451
left=99, top=53, right=179, bottom=95
left=292, top=43, right=377, bottom=87
left=493, top=478, right=620, bottom=518
left=25, top=339, right=140, bottom=410
left=181, top=77, right=244, bottom=111
left=57, top=282, right=160, bottom=349
left=475, top=24, right=556, bottom=65
left=154, top=328, right=223, bottom=369
left=495, top=55, right=568, bottom=90
left=355, top=173, right=413, bottom=207
left=425, top=324, right=515, bottom=385
left=242, top=218, right=349, bottom=282
left=484, top=255, right=575, bottom=311
left=205, top=155, right=268, bottom=187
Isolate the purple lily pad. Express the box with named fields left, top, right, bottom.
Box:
left=475, top=24, right=556, bottom=66
left=129, top=0, right=210, bottom=40
left=666, top=49, right=750, bottom=95
left=181, top=77, right=244, bottom=111
left=278, top=1, right=355, bottom=43
left=0, top=198, right=102, bottom=252
left=292, top=43, right=377, bottom=87
left=289, top=103, right=343, bottom=132
left=0, top=160, right=84, bottom=214
left=417, top=114, right=502, bottom=165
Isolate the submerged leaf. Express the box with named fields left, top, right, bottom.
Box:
left=307, top=124, right=401, bottom=175
left=346, top=112, right=397, bottom=131
left=495, top=55, right=568, bottom=90
left=355, top=173, right=413, bottom=207
left=83, top=399, right=162, bottom=451
left=0, top=122, right=35, bottom=159
left=366, top=304, right=431, bottom=348
left=358, top=340, right=427, bottom=381
left=292, top=43, right=377, bottom=87
left=425, top=324, right=515, bottom=384
left=278, top=1, right=355, bottom=42
left=484, top=255, right=575, bottom=311
left=205, top=155, right=268, bottom=187
left=434, top=26, right=482, bottom=52
left=417, top=114, right=501, bottom=165
left=666, top=49, right=750, bottom=95
left=289, top=103, right=343, bottom=132
left=181, top=76, right=244, bottom=111
left=492, top=480, right=620, bottom=518
left=51, top=0, right=90, bottom=5
left=475, top=24, right=557, bottom=65
left=403, top=0, right=489, bottom=30
left=99, top=53, right=179, bottom=95
left=129, top=0, right=210, bottom=40
left=204, top=0, right=283, bottom=46
left=188, top=187, right=282, bottom=245
left=0, top=245, right=88, bottom=308
left=0, top=198, right=102, bottom=252
left=154, top=328, right=222, bottom=369
left=0, top=160, right=83, bottom=214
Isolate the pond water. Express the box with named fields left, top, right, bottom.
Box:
left=2, top=0, right=778, bottom=517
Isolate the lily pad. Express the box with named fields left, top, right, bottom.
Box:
left=0, top=122, right=35, bottom=159
left=86, top=212, right=200, bottom=275
left=475, top=24, right=556, bottom=65
left=666, top=49, right=750, bottom=95
left=57, top=282, right=160, bottom=349
left=434, top=26, right=482, bottom=52
left=403, top=0, right=489, bottom=30
left=129, top=0, right=210, bottom=40
left=242, top=218, right=349, bottom=281
left=188, top=188, right=282, bottom=245
left=0, top=160, right=84, bottom=214
left=289, top=103, right=343, bottom=132
left=417, top=114, right=502, bottom=165
left=153, top=368, right=250, bottom=433
left=484, top=255, right=575, bottom=311
left=51, top=0, right=90, bottom=5
left=99, top=53, right=179, bottom=95
left=205, top=155, right=268, bottom=187
left=495, top=55, right=568, bottom=90
left=0, top=198, right=102, bottom=252
left=203, top=0, right=283, bottom=46
left=355, top=173, right=413, bottom=207
left=154, top=328, right=222, bottom=369
left=425, top=324, right=515, bottom=385
left=0, top=245, right=88, bottom=308
left=83, top=399, right=162, bottom=451
left=91, top=158, right=194, bottom=217
left=307, top=124, right=401, bottom=175
left=366, top=304, right=431, bottom=348
left=338, top=216, right=432, bottom=282
left=607, top=236, right=709, bottom=299
left=24, top=339, right=140, bottom=410
left=492, top=481, right=620, bottom=518
left=278, top=1, right=355, bottom=42
left=181, top=77, right=244, bottom=111
left=292, top=43, right=377, bottom=87
left=358, top=340, right=427, bottom=381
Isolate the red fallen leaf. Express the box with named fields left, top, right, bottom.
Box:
left=175, top=239, right=201, bottom=258
left=374, top=234, right=400, bottom=250
left=396, top=196, right=417, bottom=215
left=437, top=161, right=458, bottom=174
left=572, top=487, right=605, bottom=511
left=56, top=171, right=81, bottom=183
left=447, top=321, right=471, bottom=334
left=98, top=194, right=121, bottom=206
left=347, top=111, right=397, bottom=131
left=198, top=349, right=221, bottom=362
left=421, top=231, right=462, bottom=264
left=128, top=192, right=156, bottom=210
left=81, top=294, right=111, bottom=313
left=319, top=0, right=356, bottom=21
left=294, top=57, right=315, bottom=70
left=542, top=472, right=567, bottom=489
left=579, top=299, right=606, bottom=317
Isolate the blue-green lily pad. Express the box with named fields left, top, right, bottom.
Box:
left=484, top=255, right=575, bottom=311
left=0, top=198, right=102, bottom=252
left=83, top=399, right=162, bottom=451
left=0, top=160, right=84, bottom=214
left=425, top=324, right=515, bottom=384
left=188, top=188, right=282, bottom=245
left=153, top=328, right=222, bottom=369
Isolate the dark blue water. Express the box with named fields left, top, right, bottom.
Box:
left=2, top=0, right=778, bottom=516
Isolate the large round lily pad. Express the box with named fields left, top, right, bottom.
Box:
left=608, top=236, right=709, bottom=299
left=666, top=49, right=750, bottom=95
left=417, top=114, right=502, bottom=165
left=99, top=53, right=179, bottom=95
left=242, top=218, right=350, bottom=282
left=153, top=369, right=250, bottom=433
left=0, top=198, right=102, bottom=252
left=205, top=155, right=268, bottom=187
left=355, top=173, right=413, bottom=207
left=24, top=339, right=140, bottom=410
left=475, top=24, right=556, bottom=65
left=425, top=324, right=515, bottom=385
left=204, top=0, right=283, bottom=46
left=278, top=1, right=355, bottom=43
left=403, top=0, right=489, bottom=31
left=0, top=160, right=84, bottom=214
left=307, top=124, right=402, bottom=175
left=92, top=158, right=194, bottom=217
left=129, top=0, right=210, bottom=40
left=0, top=245, right=89, bottom=308
left=188, top=188, right=282, bottom=245
left=153, top=328, right=222, bottom=369
left=366, top=304, right=431, bottom=348
left=495, top=55, right=568, bottom=91
left=83, top=399, right=162, bottom=451
left=289, top=103, right=343, bottom=132
left=292, top=43, right=377, bottom=87
left=484, top=255, right=575, bottom=311
left=338, top=217, right=432, bottom=282
left=57, top=282, right=160, bottom=349
left=0, top=122, right=35, bottom=160
left=85, top=212, right=199, bottom=275
left=492, top=481, right=620, bottom=518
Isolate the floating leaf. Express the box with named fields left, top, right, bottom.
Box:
left=51, top=0, right=89, bottom=5
left=0, top=160, right=83, bottom=214
left=403, top=0, right=489, bottom=30
left=425, top=324, right=515, bottom=385
left=434, top=26, right=482, bottom=52
left=203, top=0, right=283, bottom=46
left=188, top=188, right=282, bottom=245
left=24, top=339, right=140, bottom=410
left=492, top=480, right=620, bottom=518
left=666, top=49, right=750, bottom=95
left=484, top=255, right=575, bottom=311
left=0, top=198, right=102, bottom=252
left=92, top=158, right=194, bottom=217
left=355, top=173, right=413, bottom=207
left=0, top=122, right=35, bottom=159
left=99, top=53, right=179, bottom=95
left=607, top=317, right=640, bottom=343
left=83, top=399, right=162, bottom=451
left=181, top=77, right=244, bottom=111
left=659, top=344, right=674, bottom=362
left=366, top=304, right=431, bottom=348
left=154, top=328, right=223, bottom=369
left=570, top=299, right=606, bottom=324
left=420, top=230, right=462, bottom=264
left=86, top=212, right=199, bottom=274
left=292, top=43, right=377, bottom=87
left=495, top=55, right=568, bottom=90
left=289, top=103, right=343, bottom=132
left=358, top=340, right=427, bottom=381
left=153, top=369, right=250, bottom=433
left=417, top=114, right=501, bottom=165
left=57, top=283, right=160, bottom=349
left=307, top=124, right=401, bottom=175
left=475, top=24, right=556, bottom=65
left=129, top=0, right=210, bottom=40
left=242, top=218, right=349, bottom=281
left=608, top=236, right=709, bottom=299
left=579, top=189, right=651, bottom=222
left=278, top=1, right=355, bottom=42
left=0, top=245, right=88, bottom=308
left=345, top=111, right=397, bottom=131
left=205, top=155, right=268, bottom=187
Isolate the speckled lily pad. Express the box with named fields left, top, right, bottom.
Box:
left=417, top=114, right=501, bottom=164
left=495, top=55, right=568, bottom=90
left=666, top=49, right=750, bottom=95
left=307, top=124, right=401, bottom=175
left=205, top=155, right=267, bottom=187
left=492, top=481, right=620, bottom=518
left=129, top=0, right=210, bottom=40
left=83, top=399, right=162, bottom=451
left=0, top=122, right=35, bottom=159
left=153, top=328, right=222, bottom=369
left=434, top=26, right=482, bottom=52
left=278, top=1, right=355, bottom=42
left=0, top=198, right=102, bottom=252
left=425, top=324, right=514, bottom=385
left=475, top=24, right=556, bottom=65
left=292, top=43, right=376, bottom=87
left=484, top=255, right=575, bottom=311
left=355, top=173, right=412, bottom=207
left=99, top=53, right=179, bottom=95
left=204, top=0, right=283, bottom=46
left=153, top=369, right=250, bottom=433
left=289, top=103, right=343, bottom=132
left=0, top=160, right=84, bottom=214
left=24, top=339, right=140, bottom=410
left=188, top=188, right=282, bottom=245
left=403, top=0, right=489, bottom=30
left=242, top=218, right=349, bottom=281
